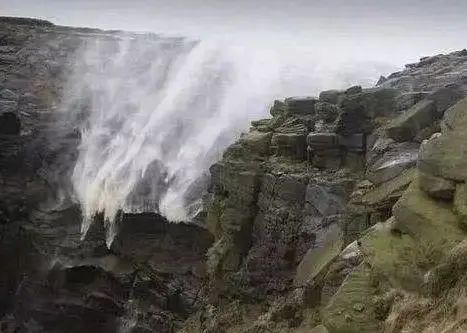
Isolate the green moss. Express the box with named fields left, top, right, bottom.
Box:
left=294, top=227, right=343, bottom=287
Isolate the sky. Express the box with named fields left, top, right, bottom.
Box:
left=1, top=0, right=466, bottom=65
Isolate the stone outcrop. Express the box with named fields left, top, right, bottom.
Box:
left=186, top=49, right=467, bottom=333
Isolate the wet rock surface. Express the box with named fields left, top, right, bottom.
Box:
left=0, top=17, right=212, bottom=333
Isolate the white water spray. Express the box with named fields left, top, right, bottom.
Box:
left=62, top=32, right=398, bottom=246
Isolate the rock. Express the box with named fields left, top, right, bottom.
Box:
left=269, top=99, right=287, bottom=117
left=454, top=183, right=467, bottom=229
left=345, top=85, right=363, bottom=95
left=337, top=88, right=400, bottom=135
left=376, top=76, right=387, bottom=86
left=426, top=84, right=466, bottom=114
left=392, top=182, right=464, bottom=247
left=321, top=263, right=381, bottom=333
left=353, top=303, right=365, bottom=312
left=314, top=102, right=340, bottom=123
left=0, top=100, right=17, bottom=113
left=366, top=143, right=419, bottom=185
left=395, top=92, right=430, bottom=111
left=379, top=50, right=467, bottom=92
left=386, top=99, right=437, bottom=142
left=307, top=133, right=339, bottom=149
left=0, top=54, right=17, bottom=64
left=413, top=120, right=441, bottom=143
left=271, top=132, right=307, bottom=159
left=239, top=130, right=272, bottom=157
left=285, top=96, right=318, bottom=115
left=309, top=324, right=329, bottom=333
left=294, top=225, right=343, bottom=287
left=250, top=118, right=273, bottom=132
left=418, top=171, right=456, bottom=200
left=305, top=183, right=346, bottom=217
left=319, top=89, right=343, bottom=104
left=340, top=133, right=366, bottom=152
left=362, top=168, right=416, bottom=210
left=418, top=131, right=467, bottom=182
left=441, top=96, right=467, bottom=132
left=0, top=89, right=18, bottom=100
left=310, top=148, right=342, bottom=170
left=0, top=100, right=20, bottom=134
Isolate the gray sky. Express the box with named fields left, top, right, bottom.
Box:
left=1, top=0, right=467, bottom=75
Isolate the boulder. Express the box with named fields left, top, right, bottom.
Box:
left=385, top=99, right=437, bottom=142
left=285, top=96, right=318, bottom=115
left=269, top=100, right=287, bottom=117
left=392, top=182, right=464, bottom=247
left=345, top=85, right=363, bottom=95
left=307, top=132, right=339, bottom=149
left=362, top=168, right=416, bottom=210
left=314, top=101, right=340, bottom=123
left=337, top=88, right=400, bottom=135
left=418, top=171, right=456, bottom=200
left=271, top=132, right=307, bottom=159
left=319, top=89, right=343, bottom=104
left=426, top=84, right=466, bottom=114
left=0, top=89, right=18, bottom=100
left=454, top=183, right=467, bottom=229
left=367, top=143, right=419, bottom=185
left=238, top=130, right=272, bottom=157
left=309, top=325, right=329, bottom=333
left=340, top=133, right=366, bottom=152
left=305, top=183, right=346, bottom=217
left=441, top=96, right=467, bottom=132
left=310, top=149, right=342, bottom=170
left=418, top=131, right=467, bottom=182
left=321, top=263, right=381, bottom=333
left=395, top=92, right=429, bottom=111
left=294, top=224, right=342, bottom=287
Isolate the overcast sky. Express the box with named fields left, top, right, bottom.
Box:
left=2, top=0, right=467, bottom=77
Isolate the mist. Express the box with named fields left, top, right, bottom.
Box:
left=3, top=0, right=466, bottom=243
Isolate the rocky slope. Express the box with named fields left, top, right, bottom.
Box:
left=1, top=16, right=467, bottom=333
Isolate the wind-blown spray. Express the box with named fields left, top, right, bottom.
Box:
left=62, top=33, right=281, bottom=246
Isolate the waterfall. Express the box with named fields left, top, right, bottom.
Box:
left=60, top=30, right=397, bottom=246
left=61, top=33, right=282, bottom=246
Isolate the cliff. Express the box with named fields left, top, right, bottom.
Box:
left=1, top=16, right=467, bottom=333
left=182, top=49, right=467, bottom=332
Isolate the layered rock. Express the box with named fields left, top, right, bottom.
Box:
left=186, top=49, right=467, bottom=333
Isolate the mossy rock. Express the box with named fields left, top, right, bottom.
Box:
left=385, top=99, right=437, bottom=142
left=294, top=225, right=343, bottom=287
left=441, top=96, right=467, bottom=132
left=418, top=131, right=467, bottom=182
left=362, top=167, right=416, bottom=209
left=418, top=97, right=467, bottom=182
left=239, top=130, right=273, bottom=157
left=321, top=262, right=381, bottom=333
left=392, top=180, right=465, bottom=248
left=454, top=183, right=467, bottom=229
left=418, top=171, right=456, bottom=200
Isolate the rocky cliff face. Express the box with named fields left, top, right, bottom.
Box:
left=0, top=17, right=212, bottom=333
left=181, top=49, right=467, bottom=333
left=1, top=16, right=467, bottom=333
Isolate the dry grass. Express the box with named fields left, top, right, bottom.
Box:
left=384, top=240, right=467, bottom=333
